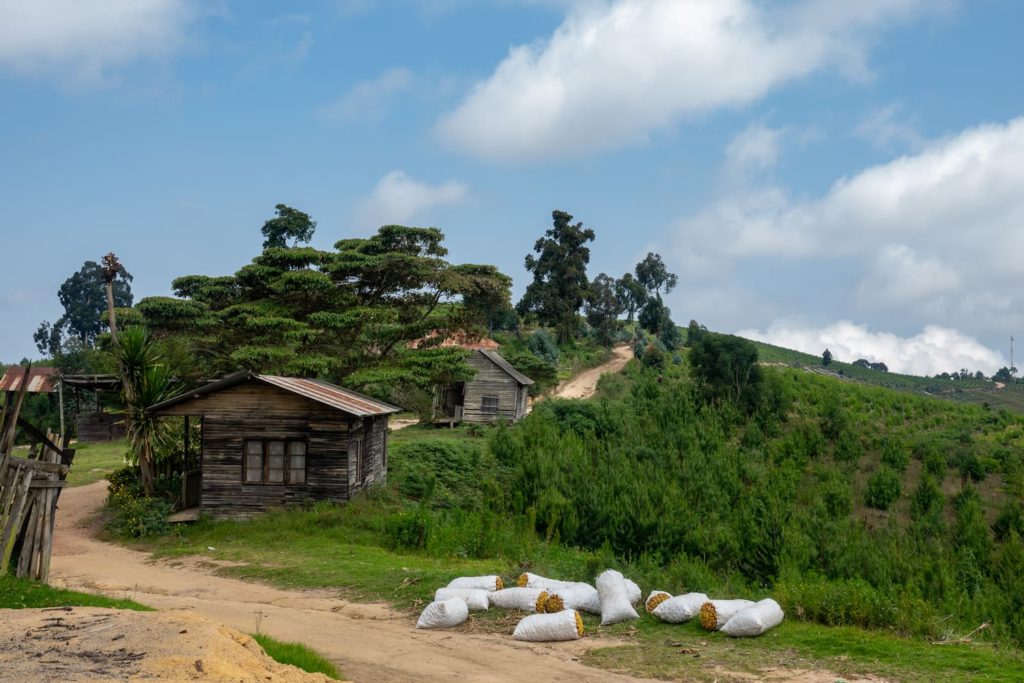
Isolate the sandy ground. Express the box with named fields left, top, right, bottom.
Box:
left=49, top=482, right=646, bottom=683
left=553, top=345, right=633, bottom=400
left=0, top=607, right=334, bottom=682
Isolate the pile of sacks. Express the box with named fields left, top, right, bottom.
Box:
left=415, top=569, right=644, bottom=641
left=645, top=590, right=784, bottom=637
left=416, top=571, right=784, bottom=641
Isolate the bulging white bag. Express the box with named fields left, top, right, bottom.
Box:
left=625, top=578, right=642, bottom=605
left=545, top=583, right=601, bottom=614
left=699, top=599, right=756, bottom=631
left=416, top=598, right=469, bottom=629
left=447, top=575, right=503, bottom=591
left=517, top=572, right=576, bottom=591
left=721, top=599, right=784, bottom=637
left=488, top=587, right=548, bottom=612
left=434, top=587, right=489, bottom=611
left=512, top=609, right=584, bottom=642
left=651, top=592, right=709, bottom=623
left=645, top=590, right=672, bottom=613
left=596, top=569, right=639, bottom=626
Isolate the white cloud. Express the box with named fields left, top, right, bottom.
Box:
left=675, top=116, right=1024, bottom=342
left=437, top=0, right=945, bottom=161
left=0, top=0, right=194, bottom=85
left=356, top=171, right=468, bottom=227
left=855, top=103, right=925, bottom=151
left=738, top=320, right=1006, bottom=376
left=316, top=68, right=414, bottom=124
left=725, top=122, right=783, bottom=173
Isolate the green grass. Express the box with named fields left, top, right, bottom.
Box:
left=0, top=575, right=150, bottom=611
left=67, top=439, right=128, bottom=487
left=583, top=616, right=1024, bottom=683
left=252, top=633, right=342, bottom=679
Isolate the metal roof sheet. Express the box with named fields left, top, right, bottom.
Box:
left=0, top=366, right=58, bottom=393
left=147, top=371, right=401, bottom=417
left=257, top=375, right=402, bottom=417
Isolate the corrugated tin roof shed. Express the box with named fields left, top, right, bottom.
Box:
left=148, top=372, right=402, bottom=417
left=0, top=366, right=58, bottom=393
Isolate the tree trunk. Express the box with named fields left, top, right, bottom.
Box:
left=140, top=444, right=155, bottom=497
left=105, top=280, right=118, bottom=343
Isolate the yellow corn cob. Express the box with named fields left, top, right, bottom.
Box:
left=544, top=594, right=565, bottom=614
left=574, top=610, right=584, bottom=638
left=517, top=573, right=529, bottom=587
left=646, top=592, right=670, bottom=613
left=496, top=577, right=504, bottom=590
left=699, top=602, right=718, bottom=631
left=534, top=591, right=549, bottom=613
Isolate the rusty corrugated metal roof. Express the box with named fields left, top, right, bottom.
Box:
left=257, top=375, right=402, bottom=416
left=148, top=371, right=401, bottom=417
left=0, top=366, right=58, bottom=393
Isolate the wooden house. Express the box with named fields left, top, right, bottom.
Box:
left=147, top=372, right=400, bottom=520
left=433, top=350, right=533, bottom=425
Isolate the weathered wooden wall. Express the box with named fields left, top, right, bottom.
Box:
left=76, top=412, right=126, bottom=443
left=158, top=382, right=359, bottom=520
left=347, top=415, right=388, bottom=496
left=461, top=353, right=523, bottom=423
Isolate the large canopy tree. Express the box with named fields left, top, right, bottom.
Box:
left=35, top=259, right=133, bottom=356
left=137, top=212, right=511, bottom=397
left=516, top=210, right=595, bottom=344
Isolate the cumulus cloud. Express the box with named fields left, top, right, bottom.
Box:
left=437, top=0, right=944, bottom=161
left=854, top=103, right=925, bottom=151
left=738, top=320, right=1006, bottom=376
left=356, top=171, right=468, bottom=227
left=0, top=0, right=194, bottom=85
left=316, top=68, right=414, bottom=124
left=675, top=116, right=1024, bottom=342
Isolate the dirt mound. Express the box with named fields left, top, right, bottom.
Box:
left=0, top=607, right=337, bottom=682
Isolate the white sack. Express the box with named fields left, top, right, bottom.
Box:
left=447, top=575, right=502, bottom=591
left=512, top=609, right=583, bottom=642
left=488, top=587, right=547, bottom=612
left=416, top=598, right=469, bottom=629
left=721, top=599, right=784, bottom=637
left=518, top=572, right=577, bottom=591
left=434, top=587, right=489, bottom=611
left=625, top=578, right=642, bottom=605
left=652, top=592, right=709, bottom=623
left=596, top=569, right=639, bottom=626
left=645, top=590, right=672, bottom=613
left=701, top=599, right=755, bottom=630
left=547, top=583, right=601, bottom=614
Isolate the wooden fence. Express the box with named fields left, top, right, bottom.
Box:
left=0, top=365, right=76, bottom=582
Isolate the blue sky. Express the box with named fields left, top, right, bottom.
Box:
left=1, top=0, right=1022, bottom=375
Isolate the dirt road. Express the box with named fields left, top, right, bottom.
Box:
left=553, top=345, right=633, bottom=400
left=49, top=482, right=644, bottom=683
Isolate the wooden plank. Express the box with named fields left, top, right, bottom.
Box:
left=4, top=456, right=69, bottom=475
left=28, top=480, right=66, bottom=489
left=16, top=417, right=65, bottom=459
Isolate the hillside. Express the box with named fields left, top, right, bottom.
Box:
left=748, top=338, right=1024, bottom=414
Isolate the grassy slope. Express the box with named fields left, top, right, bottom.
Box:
left=750, top=338, right=1024, bottom=413
left=67, top=439, right=127, bottom=487
left=0, top=575, right=150, bottom=611
left=128, top=419, right=1024, bottom=682
left=252, top=634, right=342, bottom=680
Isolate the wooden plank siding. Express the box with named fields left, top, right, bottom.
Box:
left=153, top=381, right=385, bottom=520
left=461, top=353, right=523, bottom=423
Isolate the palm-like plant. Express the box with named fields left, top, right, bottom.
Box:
left=110, top=326, right=174, bottom=496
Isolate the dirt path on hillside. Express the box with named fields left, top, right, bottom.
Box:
left=552, top=345, right=633, bottom=400
left=49, top=482, right=645, bottom=683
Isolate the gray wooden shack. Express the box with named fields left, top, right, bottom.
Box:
left=433, top=350, right=533, bottom=425
left=148, top=372, right=400, bottom=520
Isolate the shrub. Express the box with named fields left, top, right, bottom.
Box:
left=527, top=329, right=560, bottom=365
left=383, top=511, right=429, bottom=550
left=880, top=438, right=910, bottom=472
left=104, top=466, right=173, bottom=538
left=923, top=448, right=947, bottom=478
left=865, top=467, right=902, bottom=510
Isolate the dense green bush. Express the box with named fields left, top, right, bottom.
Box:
left=865, top=467, right=902, bottom=510
left=105, top=466, right=173, bottom=538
